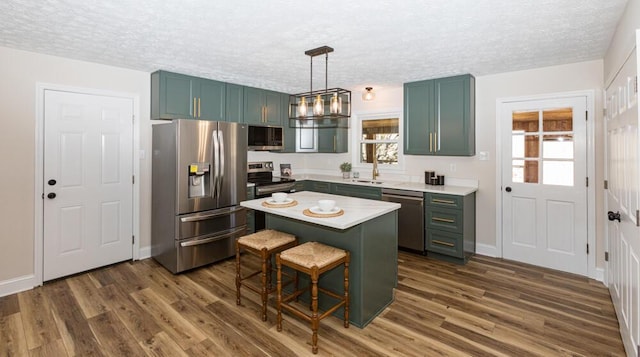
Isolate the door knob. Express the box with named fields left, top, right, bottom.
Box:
left=48, top=179, right=57, bottom=186
left=505, top=187, right=512, bottom=192
left=47, top=192, right=56, bottom=199
left=608, top=211, right=621, bottom=222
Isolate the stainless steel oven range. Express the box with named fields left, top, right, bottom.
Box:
left=247, top=161, right=296, bottom=231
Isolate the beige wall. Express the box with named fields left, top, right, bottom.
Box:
left=0, top=46, right=152, bottom=282
left=0, top=44, right=609, bottom=289
left=266, top=62, right=605, bottom=266
left=604, top=0, right=640, bottom=86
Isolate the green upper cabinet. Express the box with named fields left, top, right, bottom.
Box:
left=317, top=119, right=348, bottom=153
left=403, top=74, right=475, bottom=156
left=151, top=70, right=226, bottom=121
left=281, top=94, right=297, bottom=153
left=243, top=87, right=283, bottom=126
left=225, top=83, right=244, bottom=123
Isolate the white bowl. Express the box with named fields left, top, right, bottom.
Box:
left=271, top=192, right=288, bottom=202
left=317, top=199, right=336, bottom=212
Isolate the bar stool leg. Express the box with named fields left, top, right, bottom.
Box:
left=310, top=266, right=319, bottom=354
left=235, top=240, right=241, bottom=306
left=344, top=252, right=350, bottom=328
left=260, top=248, right=268, bottom=321
left=276, top=253, right=283, bottom=332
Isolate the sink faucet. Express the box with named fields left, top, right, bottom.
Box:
left=372, top=155, right=379, bottom=180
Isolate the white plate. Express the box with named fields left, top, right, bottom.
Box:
left=266, top=198, right=294, bottom=205
left=309, top=206, right=341, bottom=215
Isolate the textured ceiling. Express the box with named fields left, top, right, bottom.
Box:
left=0, top=0, right=628, bottom=93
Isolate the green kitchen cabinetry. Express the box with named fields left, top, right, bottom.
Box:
left=332, top=183, right=381, bottom=200
left=425, top=192, right=475, bottom=263
left=246, top=188, right=255, bottom=234
left=294, top=181, right=307, bottom=192
left=281, top=95, right=297, bottom=153
left=305, top=180, right=332, bottom=194
left=225, top=83, right=244, bottom=123
left=243, top=87, right=283, bottom=126
left=404, top=74, right=475, bottom=156
left=151, top=70, right=226, bottom=121
left=317, top=127, right=348, bottom=153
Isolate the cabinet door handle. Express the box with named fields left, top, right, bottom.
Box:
left=429, top=133, right=433, bottom=152
left=198, top=98, right=201, bottom=118
left=193, top=97, right=197, bottom=117
left=432, top=198, right=455, bottom=204
left=334, top=135, right=337, bottom=152
left=434, top=132, right=437, bottom=152
left=262, top=106, right=266, bottom=122
left=432, top=217, right=455, bottom=223
left=432, top=240, right=455, bottom=247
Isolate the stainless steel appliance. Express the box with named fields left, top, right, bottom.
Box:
left=152, top=119, right=248, bottom=273
left=381, top=188, right=425, bottom=252
left=247, top=161, right=296, bottom=230
left=247, top=125, right=284, bottom=151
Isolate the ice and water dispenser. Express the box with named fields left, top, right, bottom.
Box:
left=188, top=163, right=210, bottom=198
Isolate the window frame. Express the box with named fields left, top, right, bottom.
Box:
left=351, top=110, right=405, bottom=172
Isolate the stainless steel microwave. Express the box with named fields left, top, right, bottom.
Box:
left=247, top=125, right=284, bottom=151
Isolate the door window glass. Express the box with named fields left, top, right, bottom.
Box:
left=512, top=108, right=574, bottom=186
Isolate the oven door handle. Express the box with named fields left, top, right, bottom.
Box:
left=180, top=207, right=245, bottom=223
left=180, top=226, right=246, bottom=247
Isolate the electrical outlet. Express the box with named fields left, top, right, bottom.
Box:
left=449, top=163, right=456, bottom=172
left=478, top=151, right=489, bottom=161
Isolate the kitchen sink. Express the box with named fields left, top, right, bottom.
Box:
left=352, top=179, right=384, bottom=185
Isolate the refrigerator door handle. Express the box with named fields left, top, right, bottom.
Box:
left=179, top=226, right=246, bottom=247
left=212, top=129, right=220, bottom=198
left=179, top=206, right=245, bottom=222
left=217, top=129, right=225, bottom=196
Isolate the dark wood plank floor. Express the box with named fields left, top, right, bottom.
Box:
left=0, top=252, right=625, bottom=356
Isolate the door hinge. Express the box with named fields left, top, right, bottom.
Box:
left=586, top=177, right=588, bottom=187
left=132, top=115, right=135, bottom=123
left=132, top=235, right=135, bottom=244
left=636, top=210, right=640, bottom=227
left=604, top=180, right=608, bottom=189
left=605, top=251, right=609, bottom=262
left=635, top=76, right=638, bottom=93
left=132, top=175, right=135, bottom=184
left=585, top=110, right=588, bottom=121
left=586, top=244, right=589, bottom=254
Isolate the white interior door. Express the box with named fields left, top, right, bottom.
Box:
left=605, top=45, right=640, bottom=357
left=43, top=90, right=133, bottom=281
left=501, top=96, right=588, bottom=275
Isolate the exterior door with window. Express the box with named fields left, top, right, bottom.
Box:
left=501, top=97, right=588, bottom=275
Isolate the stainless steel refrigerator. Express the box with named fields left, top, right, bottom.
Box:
left=152, top=119, right=247, bottom=273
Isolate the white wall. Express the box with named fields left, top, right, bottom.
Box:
left=256, top=61, right=605, bottom=266
left=0, top=46, right=152, bottom=284
left=604, top=0, right=640, bottom=86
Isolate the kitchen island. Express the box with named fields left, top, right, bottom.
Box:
left=240, top=191, right=401, bottom=328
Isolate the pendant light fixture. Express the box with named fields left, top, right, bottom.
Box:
left=289, top=46, right=351, bottom=127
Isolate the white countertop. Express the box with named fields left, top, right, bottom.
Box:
left=286, top=174, right=477, bottom=196
left=240, top=191, right=401, bottom=230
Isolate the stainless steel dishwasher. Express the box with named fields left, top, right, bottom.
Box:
left=381, top=188, right=425, bottom=252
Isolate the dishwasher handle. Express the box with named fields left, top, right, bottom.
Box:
left=382, top=193, right=424, bottom=202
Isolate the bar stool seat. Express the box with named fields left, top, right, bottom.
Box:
left=236, top=229, right=298, bottom=321
left=276, top=241, right=350, bottom=354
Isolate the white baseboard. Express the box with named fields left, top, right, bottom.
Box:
left=475, top=243, right=499, bottom=258
left=0, top=274, right=38, bottom=298
left=138, top=245, right=151, bottom=260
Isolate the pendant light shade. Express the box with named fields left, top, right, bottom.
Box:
left=288, top=46, right=351, bottom=128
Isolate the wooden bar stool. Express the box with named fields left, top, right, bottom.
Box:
left=276, top=241, right=350, bottom=354
left=235, top=229, right=298, bottom=321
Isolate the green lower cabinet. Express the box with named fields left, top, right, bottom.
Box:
left=332, top=183, right=381, bottom=200
left=425, top=192, right=475, bottom=264
left=307, top=180, right=332, bottom=193
left=246, top=188, right=255, bottom=234
left=293, top=181, right=307, bottom=192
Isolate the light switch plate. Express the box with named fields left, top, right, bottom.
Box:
left=478, top=151, right=489, bottom=161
